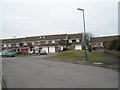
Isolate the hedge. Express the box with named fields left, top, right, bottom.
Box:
left=103, top=38, right=120, bottom=51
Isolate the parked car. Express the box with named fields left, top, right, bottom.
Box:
left=0, top=51, right=5, bottom=57
left=0, top=52, right=2, bottom=56
left=0, top=52, right=2, bottom=57
left=40, top=50, right=47, bottom=55
left=8, top=50, right=22, bottom=55
left=2, top=51, right=15, bottom=57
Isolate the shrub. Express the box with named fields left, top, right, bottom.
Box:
left=88, top=45, right=92, bottom=52
left=116, top=38, right=120, bottom=51
left=109, top=39, right=117, bottom=50
left=103, top=40, right=111, bottom=50
left=103, top=38, right=120, bottom=51
left=24, top=51, right=27, bottom=55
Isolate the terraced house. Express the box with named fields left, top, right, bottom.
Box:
left=1, top=33, right=83, bottom=54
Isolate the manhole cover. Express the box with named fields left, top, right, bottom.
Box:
left=93, top=62, right=103, bottom=65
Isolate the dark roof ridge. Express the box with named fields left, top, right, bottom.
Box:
left=26, top=33, right=68, bottom=38
left=0, top=38, right=24, bottom=41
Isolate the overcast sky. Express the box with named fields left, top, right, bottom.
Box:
left=0, top=0, right=119, bottom=39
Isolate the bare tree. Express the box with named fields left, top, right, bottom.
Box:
left=82, top=32, right=94, bottom=51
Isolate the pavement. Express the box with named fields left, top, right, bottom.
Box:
left=2, top=55, right=118, bottom=88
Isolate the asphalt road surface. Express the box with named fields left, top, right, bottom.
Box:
left=2, top=55, right=118, bottom=88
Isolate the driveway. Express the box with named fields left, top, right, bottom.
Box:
left=2, top=55, right=118, bottom=88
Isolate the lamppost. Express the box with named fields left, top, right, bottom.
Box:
left=77, top=8, right=88, bottom=61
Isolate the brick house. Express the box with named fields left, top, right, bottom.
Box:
left=1, top=33, right=83, bottom=53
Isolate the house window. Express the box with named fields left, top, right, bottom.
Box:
left=24, top=42, right=27, bottom=45
left=40, top=36, right=45, bottom=39
left=52, top=40, right=55, bottom=43
left=32, top=42, right=34, bottom=45
left=4, top=44, right=7, bottom=47
left=40, top=41, right=45, bottom=44
left=98, top=43, right=101, bottom=46
left=76, top=39, right=80, bottom=42
left=68, top=40, right=72, bottom=43
left=72, top=40, right=76, bottom=43
left=35, top=42, right=38, bottom=45
left=45, top=41, right=48, bottom=44
left=101, top=43, right=103, bottom=47
left=8, top=44, right=11, bottom=47
left=38, top=41, right=40, bottom=45
left=16, top=43, right=19, bottom=47
left=49, top=41, right=52, bottom=44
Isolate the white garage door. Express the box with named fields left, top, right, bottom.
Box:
left=75, top=45, right=82, bottom=50
left=49, top=47, right=55, bottom=53
left=42, top=47, right=48, bottom=53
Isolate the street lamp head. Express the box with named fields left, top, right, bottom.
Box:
left=77, top=8, right=84, bottom=11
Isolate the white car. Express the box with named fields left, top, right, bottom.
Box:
left=0, top=52, right=3, bottom=56
left=40, top=50, right=47, bottom=55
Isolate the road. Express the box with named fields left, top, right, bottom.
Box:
left=2, top=55, right=118, bottom=88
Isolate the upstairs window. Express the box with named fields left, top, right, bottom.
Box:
left=68, top=40, right=72, bottom=43
left=49, top=41, right=52, bottom=44
left=8, top=44, right=11, bottom=47
left=35, top=42, right=39, bottom=45
left=52, top=40, right=55, bottom=43
left=45, top=41, right=48, bottom=44
left=32, top=42, right=34, bottom=45
left=24, top=42, right=27, bottom=45
left=40, top=36, right=45, bottom=39
left=4, top=44, right=7, bottom=47
left=72, top=40, right=76, bottom=43
left=16, top=43, right=19, bottom=47
left=76, top=39, right=80, bottom=42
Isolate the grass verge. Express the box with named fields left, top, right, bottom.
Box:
left=50, top=50, right=107, bottom=61
left=16, top=53, right=41, bottom=57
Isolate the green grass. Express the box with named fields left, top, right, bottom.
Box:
left=16, top=53, right=41, bottom=57
left=50, top=50, right=106, bottom=61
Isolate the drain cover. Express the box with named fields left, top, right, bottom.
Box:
left=93, top=62, right=103, bottom=65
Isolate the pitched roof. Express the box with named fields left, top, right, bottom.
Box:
left=25, top=34, right=67, bottom=41
left=1, top=33, right=82, bottom=43
left=68, top=33, right=82, bottom=39
left=1, top=38, right=24, bottom=44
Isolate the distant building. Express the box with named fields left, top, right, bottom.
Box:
left=90, top=35, right=120, bottom=50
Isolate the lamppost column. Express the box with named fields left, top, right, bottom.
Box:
left=77, top=8, right=88, bottom=61
left=82, top=10, right=88, bottom=61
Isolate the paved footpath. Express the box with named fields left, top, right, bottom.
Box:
left=2, top=55, right=118, bottom=88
